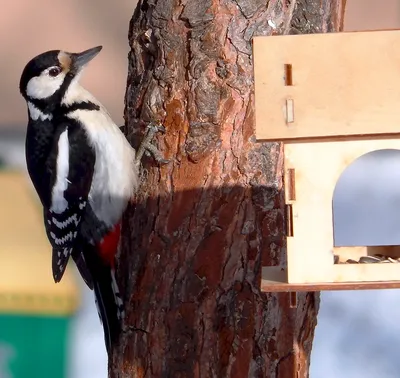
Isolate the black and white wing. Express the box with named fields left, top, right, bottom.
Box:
left=71, top=248, right=94, bottom=289
left=43, top=123, right=95, bottom=283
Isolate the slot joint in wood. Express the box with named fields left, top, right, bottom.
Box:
left=284, top=64, right=293, bottom=86
left=286, top=99, right=294, bottom=123
left=287, top=168, right=296, bottom=201
left=285, top=204, right=294, bottom=237
left=289, top=292, right=297, bottom=308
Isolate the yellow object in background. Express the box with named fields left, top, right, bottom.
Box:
left=0, top=170, right=79, bottom=315
left=0, top=170, right=80, bottom=378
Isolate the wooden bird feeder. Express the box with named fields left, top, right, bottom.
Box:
left=254, top=30, right=400, bottom=292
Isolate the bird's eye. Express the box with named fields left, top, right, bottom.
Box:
left=48, top=67, right=61, bottom=77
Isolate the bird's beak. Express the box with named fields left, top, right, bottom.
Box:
left=70, top=46, right=102, bottom=73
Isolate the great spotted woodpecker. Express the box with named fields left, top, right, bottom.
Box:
left=19, top=46, right=161, bottom=353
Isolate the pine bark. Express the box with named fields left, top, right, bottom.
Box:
left=111, top=0, right=346, bottom=377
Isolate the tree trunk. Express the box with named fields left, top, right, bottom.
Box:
left=111, top=0, right=346, bottom=377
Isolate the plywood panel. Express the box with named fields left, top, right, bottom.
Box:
left=261, top=267, right=400, bottom=292
left=284, top=138, right=400, bottom=283
left=253, top=30, right=400, bottom=141
left=332, top=264, right=400, bottom=282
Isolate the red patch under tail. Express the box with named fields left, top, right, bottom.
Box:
left=98, top=223, right=121, bottom=267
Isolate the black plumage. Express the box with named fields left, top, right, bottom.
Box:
left=81, top=242, right=123, bottom=353
left=43, top=122, right=95, bottom=282
left=19, top=47, right=129, bottom=354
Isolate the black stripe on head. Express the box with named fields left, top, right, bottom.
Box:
left=21, top=49, right=101, bottom=120
left=27, top=72, right=75, bottom=114
left=20, top=50, right=60, bottom=98
left=20, top=49, right=77, bottom=114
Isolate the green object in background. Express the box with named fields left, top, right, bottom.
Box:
left=0, top=314, right=70, bottom=378
left=0, top=172, right=80, bottom=378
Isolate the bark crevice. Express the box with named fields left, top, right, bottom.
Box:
left=112, top=1, right=346, bottom=377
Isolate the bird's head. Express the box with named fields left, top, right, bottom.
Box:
left=19, top=46, right=102, bottom=104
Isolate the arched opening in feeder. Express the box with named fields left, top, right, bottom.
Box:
left=332, top=149, right=400, bottom=263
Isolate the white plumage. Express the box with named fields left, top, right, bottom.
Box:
left=50, top=128, right=70, bottom=214
left=26, top=66, right=66, bottom=100
left=20, top=46, right=150, bottom=354
left=27, top=101, right=52, bottom=121
left=62, top=79, right=138, bottom=227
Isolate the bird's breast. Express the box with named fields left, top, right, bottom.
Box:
left=67, top=108, right=138, bottom=227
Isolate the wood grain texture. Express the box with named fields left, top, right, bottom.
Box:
left=283, top=139, right=400, bottom=284
left=262, top=267, right=400, bottom=292
left=254, top=30, right=400, bottom=141
left=111, top=0, right=346, bottom=377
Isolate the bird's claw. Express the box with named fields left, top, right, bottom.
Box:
left=135, top=122, right=169, bottom=165
left=147, top=123, right=166, bottom=134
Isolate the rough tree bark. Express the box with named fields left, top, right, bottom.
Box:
left=111, top=0, right=346, bottom=377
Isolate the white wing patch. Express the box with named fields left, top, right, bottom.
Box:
left=51, top=128, right=69, bottom=214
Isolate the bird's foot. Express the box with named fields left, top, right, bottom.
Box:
left=135, top=123, right=169, bottom=165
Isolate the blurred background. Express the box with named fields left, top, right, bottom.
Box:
left=0, top=1, right=135, bottom=378
left=0, top=1, right=400, bottom=377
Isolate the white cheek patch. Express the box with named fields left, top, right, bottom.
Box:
left=26, top=71, right=66, bottom=100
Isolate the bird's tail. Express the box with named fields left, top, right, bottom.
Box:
left=92, top=259, right=124, bottom=353
left=81, top=233, right=124, bottom=354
